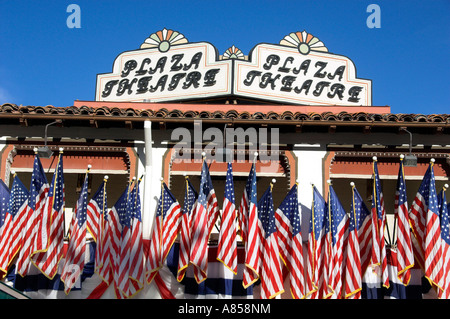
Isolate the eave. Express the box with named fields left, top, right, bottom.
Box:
left=0, top=103, right=449, bottom=135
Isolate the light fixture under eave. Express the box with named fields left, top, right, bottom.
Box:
left=37, top=120, right=62, bottom=159
left=36, top=146, right=53, bottom=159
left=400, top=127, right=417, bottom=167
left=403, top=154, right=418, bottom=167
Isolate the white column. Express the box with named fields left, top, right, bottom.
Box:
left=143, top=120, right=154, bottom=239
left=293, top=144, right=327, bottom=241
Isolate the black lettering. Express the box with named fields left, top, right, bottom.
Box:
left=183, top=52, right=202, bottom=71
left=312, top=81, right=330, bottom=96
left=293, top=59, right=311, bottom=75
left=117, top=78, right=137, bottom=96
left=203, top=69, right=220, bottom=87
left=327, top=65, right=346, bottom=81
left=121, top=60, right=137, bottom=77
left=327, top=83, right=345, bottom=100
left=278, top=57, right=294, bottom=73
left=182, top=71, right=202, bottom=89
left=314, top=61, right=328, bottom=78
left=149, top=56, right=167, bottom=74
left=280, top=76, right=296, bottom=92
left=348, top=86, right=363, bottom=103
left=102, top=80, right=119, bottom=97
left=135, top=58, right=151, bottom=76
left=243, top=71, right=262, bottom=86
left=136, top=76, right=152, bottom=94
left=294, top=79, right=313, bottom=95
left=263, top=54, right=280, bottom=70
left=168, top=73, right=186, bottom=91
left=170, top=54, right=184, bottom=72
left=150, top=75, right=168, bottom=92
left=260, top=72, right=280, bottom=90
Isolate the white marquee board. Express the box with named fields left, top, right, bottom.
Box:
left=95, top=29, right=372, bottom=106
left=234, top=43, right=371, bottom=106
left=96, top=42, right=232, bottom=103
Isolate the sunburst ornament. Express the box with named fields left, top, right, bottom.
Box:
left=222, top=45, right=246, bottom=60
left=280, top=31, right=328, bottom=55
left=140, top=28, right=188, bottom=52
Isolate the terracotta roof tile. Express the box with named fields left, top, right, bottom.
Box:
left=0, top=103, right=449, bottom=128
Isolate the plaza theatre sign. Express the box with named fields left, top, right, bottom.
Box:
left=96, top=29, right=372, bottom=106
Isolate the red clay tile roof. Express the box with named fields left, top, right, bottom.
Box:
left=0, top=103, right=449, bottom=130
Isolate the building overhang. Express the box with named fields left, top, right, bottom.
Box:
left=0, top=102, right=448, bottom=139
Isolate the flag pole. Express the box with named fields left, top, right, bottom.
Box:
left=392, top=155, right=405, bottom=247
left=309, top=183, right=317, bottom=297
left=373, top=156, right=391, bottom=247
left=99, top=175, right=108, bottom=245
left=327, top=179, right=332, bottom=235
left=126, top=175, right=135, bottom=212
left=327, top=180, right=332, bottom=249
left=53, top=148, right=64, bottom=219
left=350, top=182, right=357, bottom=223
left=137, top=174, right=144, bottom=204
left=56, top=148, right=65, bottom=240
left=326, top=180, right=335, bottom=298
left=158, top=177, right=164, bottom=267
left=102, top=175, right=108, bottom=215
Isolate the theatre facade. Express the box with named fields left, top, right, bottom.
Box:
left=0, top=28, right=449, bottom=262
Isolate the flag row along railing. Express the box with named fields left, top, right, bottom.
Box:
left=0, top=149, right=449, bottom=299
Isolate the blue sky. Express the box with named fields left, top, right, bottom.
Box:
left=0, top=0, right=449, bottom=114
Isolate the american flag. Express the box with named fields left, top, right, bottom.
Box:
left=0, top=179, right=12, bottom=276
left=0, top=176, right=28, bottom=276
left=0, top=180, right=10, bottom=229
left=31, top=151, right=65, bottom=280
left=16, top=154, right=49, bottom=277
left=394, top=158, right=414, bottom=285
left=87, top=177, right=106, bottom=244
left=306, top=186, right=328, bottom=298
left=177, top=177, right=197, bottom=282
left=343, top=184, right=372, bottom=299
left=409, top=161, right=444, bottom=291
left=257, top=184, right=284, bottom=299
left=438, top=187, right=450, bottom=299
left=189, top=160, right=219, bottom=284
left=117, top=179, right=144, bottom=297
left=89, top=179, right=108, bottom=275
left=274, top=183, right=305, bottom=299
left=109, top=184, right=129, bottom=298
left=146, top=181, right=182, bottom=284
left=61, top=169, right=89, bottom=294
left=127, top=178, right=144, bottom=295
left=238, top=163, right=260, bottom=288
left=371, top=159, right=389, bottom=288
left=96, top=206, right=115, bottom=288
left=217, top=162, right=238, bottom=274
left=116, top=180, right=135, bottom=297
left=327, top=185, right=349, bottom=299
